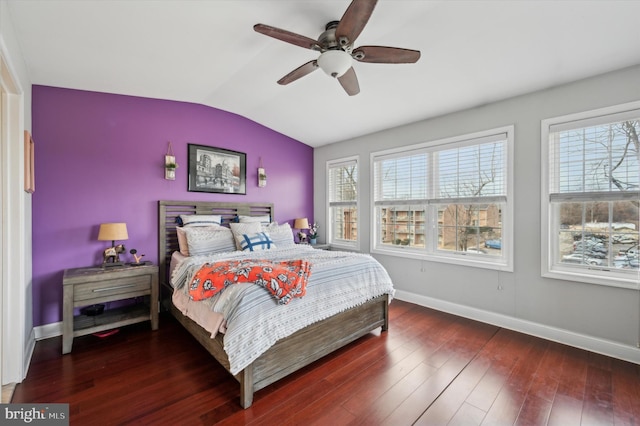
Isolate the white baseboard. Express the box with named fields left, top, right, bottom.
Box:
left=34, top=321, right=62, bottom=341
left=394, top=289, right=640, bottom=365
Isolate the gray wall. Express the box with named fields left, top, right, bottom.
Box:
left=314, top=65, right=640, bottom=357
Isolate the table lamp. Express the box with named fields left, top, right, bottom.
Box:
left=98, top=222, right=128, bottom=267
left=294, top=218, right=309, bottom=244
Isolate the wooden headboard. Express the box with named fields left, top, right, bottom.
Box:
left=158, top=200, right=274, bottom=287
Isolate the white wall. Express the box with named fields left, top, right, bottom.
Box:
left=0, top=0, right=33, bottom=384
left=315, top=65, right=640, bottom=362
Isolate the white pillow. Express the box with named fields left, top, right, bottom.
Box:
left=184, top=226, right=236, bottom=256
left=238, top=215, right=271, bottom=225
left=263, top=222, right=295, bottom=247
left=180, top=214, right=222, bottom=227
left=230, top=222, right=262, bottom=250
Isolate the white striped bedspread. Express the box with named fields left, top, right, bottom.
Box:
left=171, top=245, right=395, bottom=375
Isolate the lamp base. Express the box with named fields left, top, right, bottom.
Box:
left=102, top=261, right=124, bottom=268
left=127, top=261, right=151, bottom=267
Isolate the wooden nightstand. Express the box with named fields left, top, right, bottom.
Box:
left=62, top=263, right=159, bottom=354
left=311, top=244, right=330, bottom=250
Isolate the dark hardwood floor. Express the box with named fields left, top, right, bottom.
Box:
left=12, top=300, right=640, bottom=425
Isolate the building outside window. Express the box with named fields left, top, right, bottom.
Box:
left=327, top=157, right=359, bottom=250
left=542, top=102, right=640, bottom=288
left=372, top=126, right=513, bottom=271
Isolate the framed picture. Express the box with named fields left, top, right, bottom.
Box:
left=24, top=130, right=35, bottom=193
left=188, top=144, right=246, bottom=194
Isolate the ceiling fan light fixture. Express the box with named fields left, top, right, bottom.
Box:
left=317, top=50, right=352, bottom=78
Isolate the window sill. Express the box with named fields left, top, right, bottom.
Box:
left=371, top=247, right=513, bottom=272
left=543, top=267, right=639, bottom=290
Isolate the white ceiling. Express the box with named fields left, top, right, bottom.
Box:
left=7, top=0, right=640, bottom=147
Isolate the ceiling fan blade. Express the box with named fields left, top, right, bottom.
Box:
left=352, top=46, right=421, bottom=63
left=254, top=24, right=320, bottom=51
left=335, top=0, right=378, bottom=47
left=277, top=61, right=319, bottom=85
left=337, top=67, right=360, bottom=96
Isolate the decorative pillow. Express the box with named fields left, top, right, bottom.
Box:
left=238, top=231, right=276, bottom=252
left=230, top=222, right=262, bottom=249
left=238, top=215, right=271, bottom=225
left=184, top=226, right=236, bottom=256
left=179, top=214, right=222, bottom=227
left=263, top=222, right=295, bottom=247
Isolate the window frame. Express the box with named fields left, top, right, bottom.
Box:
left=370, top=126, right=514, bottom=271
left=541, top=101, right=640, bottom=289
left=326, top=156, right=360, bottom=250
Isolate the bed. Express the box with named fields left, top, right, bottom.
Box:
left=158, top=200, right=393, bottom=408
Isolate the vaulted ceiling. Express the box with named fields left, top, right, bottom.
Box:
left=7, top=0, right=640, bottom=147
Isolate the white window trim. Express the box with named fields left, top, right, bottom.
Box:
left=370, top=126, right=514, bottom=272
left=541, top=101, right=640, bottom=289
left=326, top=156, right=360, bottom=251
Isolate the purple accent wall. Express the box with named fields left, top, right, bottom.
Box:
left=32, top=85, right=314, bottom=327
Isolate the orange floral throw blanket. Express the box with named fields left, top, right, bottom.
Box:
left=189, top=259, right=311, bottom=305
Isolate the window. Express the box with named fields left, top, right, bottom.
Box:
left=542, top=102, right=640, bottom=288
left=372, top=127, right=513, bottom=270
left=327, top=157, right=358, bottom=249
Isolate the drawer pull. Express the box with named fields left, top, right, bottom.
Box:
left=92, top=284, right=137, bottom=292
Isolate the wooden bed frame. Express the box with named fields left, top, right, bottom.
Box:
left=158, top=200, right=389, bottom=408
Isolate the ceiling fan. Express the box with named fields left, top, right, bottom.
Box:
left=254, top=0, right=421, bottom=96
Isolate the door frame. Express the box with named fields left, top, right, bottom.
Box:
left=0, top=37, right=29, bottom=386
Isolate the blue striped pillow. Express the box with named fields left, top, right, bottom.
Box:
left=184, top=227, right=236, bottom=256
left=179, top=214, right=222, bottom=227
left=239, top=232, right=276, bottom=252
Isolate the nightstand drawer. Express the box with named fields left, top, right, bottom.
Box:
left=74, top=275, right=151, bottom=302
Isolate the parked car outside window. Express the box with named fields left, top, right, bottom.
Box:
left=561, top=253, right=603, bottom=266
left=484, top=239, right=501, bottom=249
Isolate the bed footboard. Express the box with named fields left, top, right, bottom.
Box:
left=169, top=294, right=389, bottom=408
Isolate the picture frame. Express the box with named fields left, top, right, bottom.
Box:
left=188, top=144, right=246, bottom=194
left=24, top=130, right=35, bottom=193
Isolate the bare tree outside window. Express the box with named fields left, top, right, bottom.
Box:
left=438, top=142, right=504, bottom=252
left=328, top=159, right=358, bottom=246
left=553, top=117, right=639, bottom=273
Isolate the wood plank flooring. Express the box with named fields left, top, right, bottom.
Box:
left=11, top=300, right=640, bottom=425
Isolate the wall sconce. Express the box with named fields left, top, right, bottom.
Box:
left=165, top=141, right=178, bottom=180
left=258, top=157, right=267, bottom=187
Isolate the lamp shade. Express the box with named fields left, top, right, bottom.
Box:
left=293, top=218, right=310, bottom=230
left=98, top=223, right=129, bottom=242
left=317, top=50, right=352, bottom=78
